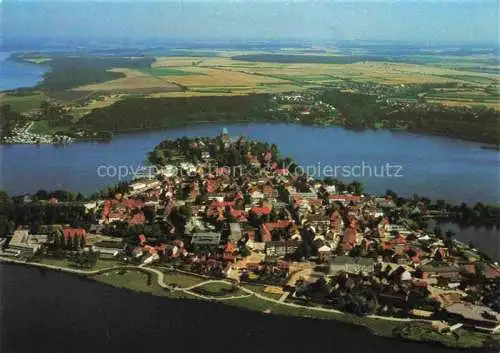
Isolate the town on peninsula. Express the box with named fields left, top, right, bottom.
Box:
left=1, top=128, right=499, bottom=350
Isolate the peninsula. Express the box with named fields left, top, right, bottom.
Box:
left=1, top=132, right=499, bottom=350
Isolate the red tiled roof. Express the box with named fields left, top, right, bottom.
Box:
left=261, top=224, right=272, bottom=242
left=108, top=211, right=124, bottom=219
left=215, top=167, right=228, bottom=176
left=308, top=199, right=323, bottom=206
left=390, top=235, right=407, bottom=245
left=246, top=230, right=255, bottom=240
left=211, top=201, right=235, bottom=208
left=129, top=212, right=146, bottom=225
left=277, top=260, right=289, bottom=269
left=246, top=262, right=260, bottom=270
left=103, top=200, right=111, bottom=218
left=206, top=180, right=218, bottom=193
left=264, top=220, right=293, bottom=231
left=486, top=266, right=500, bottom=278
left=330, top=210, right=341, bottom=220
left=341, top=227, right=357, bottom=251
left=382, top=242, right=392, bottom=250
left=251, top=207, right=271, bottom=215
left=164, top=200, right=174, bottom=216
left=224, top=242, right=235, bottom=253
left=463, top=264, right=500, bottom=278
left=150, top=190, right=160, bottom=197
left=231, top=209, right=247, bottom=220
left=223, top=254, right=235, bottom=262
left=123, top=198, right=144, bottom=209
left=262, top=185, right=275, bottom=195
left=155, top=244, right=169, bottom=254
left=63, top=228, right=86, bottom=239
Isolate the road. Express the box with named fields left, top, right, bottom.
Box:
left=1, top=255, right=497, bottom=331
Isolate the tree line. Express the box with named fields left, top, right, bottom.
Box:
left=318, top=89, right=500, bottom=145
left=76, top=94, right=274, bottom=133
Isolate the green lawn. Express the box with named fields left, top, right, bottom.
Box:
left=229, top=295, right=276, bottom=312
left=1, top=93, right=46, bottom=113
left=94, top=269, right=153, bottom=291
left=229, top=294, right=403, bottom=336
left=35, top=256, right=120, bottom=270
left=241, top=283, right=284, bottom=300
left=86, top=268, right=495, bottom=349
left=139, top=67, right=200, bottom=76
left=192, top=282, right=243, bottom=297
left=161, top=269, right=206, bottom=288
left=29, top=120, right=49, bottom=134
left=29, top=120, right=73, bottom=134
left=91, top=269, right=190, bottom=299
left=395, top=323, right=495, bottom=349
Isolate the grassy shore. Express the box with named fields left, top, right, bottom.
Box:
left=91, top=268, right=191, bottom=299
left=87, top=267, right=498, bottom=350
left=1, top=256, right=497, bottom=350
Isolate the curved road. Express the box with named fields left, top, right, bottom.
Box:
left=1, top=256, right=493, bottom=330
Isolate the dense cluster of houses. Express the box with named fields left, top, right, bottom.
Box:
left=2, top=129, right=499, bottom=333
left=270, top=94, right=338, bottom=121
left=2, top=122, right=73, bottom=144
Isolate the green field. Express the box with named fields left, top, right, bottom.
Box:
left=35, top=256, right=120, bottom=270
left=0, top=93, right=46, bottom=113
left=192, top=282, right=243, bottom=297
left=241, top=284, right=284, bottom=300
left=139, top=67, right=200, bottom=76
left=161, top=269, right=206, bottom=287
left=395, top=323, right=496, bottom=349
left=29, top=120, right=49, bottom=134
left=91, top=269, right=189, bottom=299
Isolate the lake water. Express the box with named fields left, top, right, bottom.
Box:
left=427, top=220, right=500, bottom=262
left=1, top=263, right=493, bottom=353
left=0, top=52, right=49, bottom=91
left=1, top=123, right=499, bottom=205
left=1, top=57, right=499, bottom=261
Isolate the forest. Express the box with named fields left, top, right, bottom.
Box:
left=9, top=54, right=156, bottom=92
left=76, top=94, right=274, bottom=132
left=318, top=90, right=500, bottom=144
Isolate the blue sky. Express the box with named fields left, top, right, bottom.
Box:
left=1, top=1, right=498, bottom=44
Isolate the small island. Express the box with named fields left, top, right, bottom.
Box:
left=1, top=131, right=499, bottom=350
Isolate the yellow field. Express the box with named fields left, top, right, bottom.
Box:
left=69, top=94, right=125, bottom=119
left=153, top=57, right=207, bottom=67
left=79, top=57, right=500, bottom=90
left=153, top=56, right=269, bottom=68
left=67, top=53, right=499, bottom=109
left=147, top=83, right=306, bottom=98
left=227, top=61, right=497, bottom=85
left=164, top=67, right=290, bottom=86
left=148, top=91, right=247, bottom=98
left=72, top=68, right=180, bottom=92
left=427, top=99, right=500, bottom=110
left=151, top=56, right=483, bottom=89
